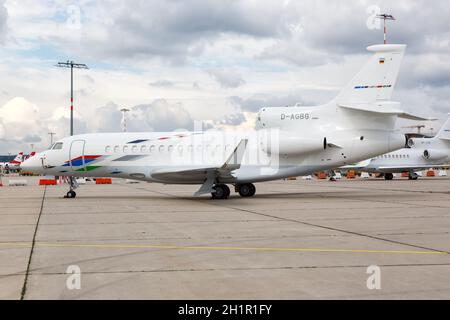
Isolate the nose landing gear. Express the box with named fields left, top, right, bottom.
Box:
left=64, top=177, right=79, bottom=199
left=66, top=190, right=77, bottom=199
left=409, top=172, right=419, bottom=180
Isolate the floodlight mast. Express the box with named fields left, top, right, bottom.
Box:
left=376, top=14, right=395, bottom=44
left=56, top=61, right=89, bottom=136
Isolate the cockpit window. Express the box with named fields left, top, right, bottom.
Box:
left=52, top=142, right=63, bottom=150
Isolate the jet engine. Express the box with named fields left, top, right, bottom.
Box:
left=423, top=149, right=448, bottom=161
left=261, top=132, right=326, bottom=156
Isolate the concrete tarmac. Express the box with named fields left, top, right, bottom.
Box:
left=0, top=176, right=449, bottom=299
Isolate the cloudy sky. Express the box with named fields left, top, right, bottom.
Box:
left=0, top=0, right=449, bottom=153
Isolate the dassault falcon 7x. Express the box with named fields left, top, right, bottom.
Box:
left=22, top=43, right=424, bottom=199
left=343, top=115, right=450, bottom=180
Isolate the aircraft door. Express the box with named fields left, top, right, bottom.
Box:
left=70, top=140, right=86, bottom=171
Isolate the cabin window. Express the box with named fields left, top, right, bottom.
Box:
left=177, top=145, right=183, bottom=155
left=141, top=146, right=147, bottom=153
left=105, top=146, right=111, bottom=153
left=114, top=146, right=120, bottom=153
left=132, top=145, right=138, bottom=153
left=159, top=145, right=165, bottom=153
left=150, top=145, right=155, bottom=153
left=123, top=145, right=129, bottom=153
left=52, top=143, right=63, bottom=150
left=168, top=145, right=174, bottom=153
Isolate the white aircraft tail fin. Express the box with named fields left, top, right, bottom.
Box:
left=436, top=115, right=450, bottom=140
left=333, top=44, right=406, bottom=105
left=11, top=152, right=24, bottom=164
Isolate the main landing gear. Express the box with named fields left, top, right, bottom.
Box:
left=236, top=183, right=256, bottom=198
left=210, top=183, right=257, bottom=200
left=211, top=184, right=231, bottom=200
left=64, top=177, right=78, bottom=199
left=384, top=173, right=394, bottom=181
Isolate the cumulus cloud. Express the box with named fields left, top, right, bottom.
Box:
left=0, top=97, right=88, bottom=152
left=140, top=100, right=194, bottom=131
left=229, top=93, right=312, bottom=112
left=208, top=69, right=246, bottom=89
left=94, top=100, right=194, bottom=133
left=207, top=112, right=257, bottom=131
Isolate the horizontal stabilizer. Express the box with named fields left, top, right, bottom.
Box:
left=339, top=102, right=429, bottom=121
left=436, top=114, right=450, bottom=140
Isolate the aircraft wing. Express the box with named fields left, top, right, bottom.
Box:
left=377, top=165, right=450, bottom=172
left=151, top=166, right=218, bottom=183
left=150, top=139, right=249, bottom=196
left=340, top=159, right=372, bottom=170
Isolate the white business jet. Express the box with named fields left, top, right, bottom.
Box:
left=0, top=152, right=25, bottom=172
left=344, top=115, right=450, bottom=180
left=22, top=43, right=424, bottom=199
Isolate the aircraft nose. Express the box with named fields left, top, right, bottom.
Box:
left=21, top=154, right=43, bottom=173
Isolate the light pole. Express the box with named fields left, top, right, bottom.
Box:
left=376, top=14, right=395, bottom=44
left=120, top=108, right=130, bottom=132
left=48, top=132, right=56, bottom=146
left=56, top=61, right=89, bottom=136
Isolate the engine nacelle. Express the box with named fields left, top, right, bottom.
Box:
left=262, top=132, right=325, bottom=156
left=423, top=149, right=448, bottom=161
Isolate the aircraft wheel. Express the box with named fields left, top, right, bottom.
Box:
left=409, top=173, right=418, bottom=180
left=212, top=184, right=230, bottom=200
left=65, top=191, right=77, bottom=199
left=384, top=173, right=394, bottom=181
left=237, top=183, right=256, bottom=197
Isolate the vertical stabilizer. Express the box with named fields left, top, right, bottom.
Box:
left=334, top=44, right=406, bottom=105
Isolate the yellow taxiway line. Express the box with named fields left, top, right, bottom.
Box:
left=0, top=242, right=448, bottom=255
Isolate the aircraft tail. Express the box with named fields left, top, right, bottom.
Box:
left=333, top=44, right=406, bottom=105
left=24, top=152, right=36, bottom=161
left=11, top=152, right=24, bottom=164
left=436, top=115, right=450, bottom=140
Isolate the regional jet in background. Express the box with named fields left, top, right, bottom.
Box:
left=0, top=152, right=25, bottom=172
left=343, top=115, right=450, bottom=180
left=22, top=43, right=425, bottom=199
left=1, top=152, right=36, bottom=172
